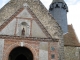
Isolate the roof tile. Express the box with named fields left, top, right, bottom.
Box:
left=64, top=25, right=80, bottom=47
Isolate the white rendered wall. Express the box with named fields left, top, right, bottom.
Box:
left=0, top=39, right=4, bottom=60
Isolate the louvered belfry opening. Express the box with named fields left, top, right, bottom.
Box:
left=9, top=47, right=33, bottom=60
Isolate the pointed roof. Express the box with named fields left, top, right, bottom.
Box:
left=52, top=0, right=65, bottom=3
left=0, top=0, right=62, bottom=38
left=0, top=7, right=52, bottom=38
left=64, top=25, right=80, bottom=47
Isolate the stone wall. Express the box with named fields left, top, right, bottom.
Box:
left=0, top=39, right=4, bottom=60
left=0, top=0, right=64, bottom=60
left=64, top=46, right=80, bottom=60
left=0, top=0, right=63, bottom=38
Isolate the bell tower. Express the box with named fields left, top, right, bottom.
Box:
left=49, top=0, right=68, bottom=34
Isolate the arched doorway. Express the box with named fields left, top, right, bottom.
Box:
left=8, top=47, right=33, bottom=60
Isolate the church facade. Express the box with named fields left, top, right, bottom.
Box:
left=0, top=0, right=79, bottom=60
left=0, top=0, right=63, bottom=60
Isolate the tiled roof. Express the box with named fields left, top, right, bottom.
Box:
left=64, top=25, right=80, bottom=47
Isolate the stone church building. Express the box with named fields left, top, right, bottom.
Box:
left=0, top=0, right=79, bottom=60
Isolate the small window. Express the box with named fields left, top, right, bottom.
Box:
left=55, top=4, right=60, bottom=8
left=51, top=46, right=55, bottom=51
left=51, top=54, right=55, bottom=59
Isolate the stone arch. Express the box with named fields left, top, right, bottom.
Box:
left=3, top=42, right=37, bottom=60
left=9, top=47, right=33, bottom=60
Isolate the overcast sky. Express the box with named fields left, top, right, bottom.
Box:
left=0, top=0, right=80, bottom=42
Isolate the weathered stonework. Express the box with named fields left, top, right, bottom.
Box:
left=0, top=39, right=4, bottom=60
left=64, top=46, right=80, bottom=60
left=0, top=0, right=63, bottom=38
left=0, top=0, right=64, bottom=60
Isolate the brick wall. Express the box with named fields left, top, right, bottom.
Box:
left=3, top=39, right=39, bottom=60
left=2, top=37, right=59, bottom=60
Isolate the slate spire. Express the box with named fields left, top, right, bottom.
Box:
left=52, top=0, right=65, bottom=3
left=49, top=0, right=68, bottom=34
